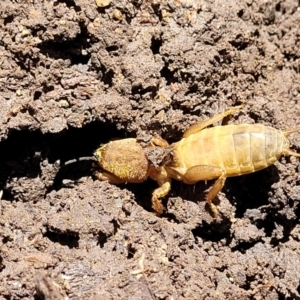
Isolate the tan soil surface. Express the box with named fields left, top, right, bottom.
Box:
left=1, top=1, right=300, bottom=299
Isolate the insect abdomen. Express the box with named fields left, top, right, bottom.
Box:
left=206, top=124, right=285, bottom=176
left=178, top=124, right=287, bottom=177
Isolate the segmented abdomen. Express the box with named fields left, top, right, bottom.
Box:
left=179, top=124, right=287, bottom=176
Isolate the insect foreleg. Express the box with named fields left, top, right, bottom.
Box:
left=95, top=171, right=125, bottom=184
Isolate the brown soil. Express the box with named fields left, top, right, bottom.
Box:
left=1, top=0, right=300, bottom=299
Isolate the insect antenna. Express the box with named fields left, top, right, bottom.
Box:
left=54, top=156, right=97, bottom=172
left=63, top=156, right=97, bottom=166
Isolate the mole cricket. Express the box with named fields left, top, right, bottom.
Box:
left=62, top=106, right=300, bottom=218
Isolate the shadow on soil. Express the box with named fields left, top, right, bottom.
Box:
left=0, top=122, right=128, bottom=192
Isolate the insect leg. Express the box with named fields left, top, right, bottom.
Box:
left=152, top=181, right=171, bottom=215
left=205, top=172, right=226, bottom=219
left=149, top=167, right=171, bottom=215
left=94, top=171, right=125, bottom=184
left=183, top=105, right=244, bottom=138
left=182, top=165, right=223, bottom=183
left=182, top=165, right=226, bottom=218
left=151, top=136, right=169, bottom=148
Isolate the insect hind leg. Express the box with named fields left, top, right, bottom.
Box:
left=205, top=172, right=227, bottom=219
left=183, top=105, right=244, bottom=138
left=182, top=165, right=226, bottom=219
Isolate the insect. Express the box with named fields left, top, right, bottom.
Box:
left=161, top=105, right=300, bottom=218
left=71, top=106, right=300, bottom=218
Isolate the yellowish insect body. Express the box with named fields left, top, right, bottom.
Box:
left=93, top=106, right=300, bottom=218
left=167, top=124, right=289, bottom=180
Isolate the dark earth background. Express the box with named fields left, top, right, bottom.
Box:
left=1, top=0, right=300, bottom=299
